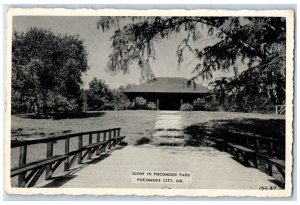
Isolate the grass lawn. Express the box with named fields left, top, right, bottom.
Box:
left=12, top=110, right=159, bottom=145
left=11, top=111, right=158, bottom=169
left=182, top=111, right=285, bottom=154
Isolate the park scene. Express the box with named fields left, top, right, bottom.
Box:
left=10, top=15, right=286, bottom=190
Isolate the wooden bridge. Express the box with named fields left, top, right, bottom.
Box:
left=10, top=127, right=285, bottom=189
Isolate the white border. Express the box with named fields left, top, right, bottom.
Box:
left=4, top=8, right=295, bottom=197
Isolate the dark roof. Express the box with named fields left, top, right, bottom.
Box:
left=123, top=77, right=209, bottom=94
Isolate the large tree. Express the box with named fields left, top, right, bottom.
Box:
left=12, top=27, right=89, bottom=114
left=98, top=17, right=286, bottom=112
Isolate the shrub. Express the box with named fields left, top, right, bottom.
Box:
left=102, top=103, right=115, bottom=110
left=135, top=137, right=152, bottom=145
left=135, top=97, right=147, bottom=105
left=180, top=103, right=194, bottom=111
left=147, top=102, right=157, bottom=110
left=193, top=98, right=206, bottom=111
left=48, top=94, right=79, bottom=113
left=126, top=102, right=136, bottom=110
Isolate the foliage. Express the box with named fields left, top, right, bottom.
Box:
left=98, top=17, right=286, bottom=112
left=135, top=97, right=147, bottom=105
left=85, top=78, right=113, bottom=111
left=12, top=27, right=89, bottom=114
left=180, top=103, right=194, bottom=111
left=147, top=102, right=157, bottom=110
left=111, top=84, right=135, bottom=110
left=193, top=98, right=206, bottom=110
left=135, top=137, right=152, bottom=145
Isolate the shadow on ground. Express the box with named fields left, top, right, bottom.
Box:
left=183, top=118, right=285, bottom=148
left=183, top=118, right=286, bottom=186
left=15, top=111, right=106, bottom=120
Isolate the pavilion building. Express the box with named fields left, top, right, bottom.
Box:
left=123, top=77, right=210, bottom=110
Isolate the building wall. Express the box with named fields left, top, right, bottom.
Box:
left=125, top=92, right=210, bottom=110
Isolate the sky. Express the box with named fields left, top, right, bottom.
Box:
left=12, top=16, right=239, bottom=89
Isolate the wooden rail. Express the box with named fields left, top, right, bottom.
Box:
left=226, top=130, right=285, bottom=157
left=211, top=131, right=285, bottom=180
left=276, top=104, right=285, bottom=115
left=11, top=128, right=125, bottom=188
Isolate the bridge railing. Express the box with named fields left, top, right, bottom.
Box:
left=211, top=130, right=285, bottom=180
left=276, top=105, right=286, bottom=115
left=11, top=128, right=125, bottom=187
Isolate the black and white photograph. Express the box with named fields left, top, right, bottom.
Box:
left=5, top=8, right=294, bottom=197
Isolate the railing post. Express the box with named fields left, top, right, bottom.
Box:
left=246, top=136, right=249, bottom=147
left=270, top=141, right=274, bottom=155
left=45, top=141, right=54, bottom=180
left=113, top=129, right=117, bottom=148
left=117, top=128, right=120, bottom=137
left=108, top=131, right=112, bottom=150
left=78, top=135, right=83, bottom=164
left=64, top=138, right=70, bottom=171
left=103, top=132, right=107, bottom=153
left=88, top=133, right=93, bottom=159
left=97, top=133, right=100, bottom=142
left=256, top=139, right=260, bottom=150
left=18, top=145, right=27, bottom=187
left=96, top=132, right=101, bottom=155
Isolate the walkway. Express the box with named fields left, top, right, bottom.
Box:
left=39, top=145, right=281, bottom=189
left=152, top=111, right=185, bottom=146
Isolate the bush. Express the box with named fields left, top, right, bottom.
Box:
left=180, top=103, right=194, bottom=111
left=193, top=98, right=206, bottom=110
left=135, top=97, right=147, bottom=105
left=135, top=137, right=152, bottom=145
left=50, top=94, right=79, bottom=113
left=147, top=102, right=157, bottom=110
left=126, top=102, right=136, bottom=110
left=102, top=103, right=115, bottom=110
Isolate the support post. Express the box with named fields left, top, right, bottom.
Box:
left=64, top=138, right=70, bottom=171
left=270, top=141, right=274, bottom=155
left=78, top=135, right=83, bottom=164
left=256, top=139, right=260, bottom=150
left=97, top=133, right=100, bottom=142
left=133, top=98, right=136, bottom=109
left=87, top=133, right=93, bottom=159
left=156, top=99, right=159, bottom=110
left=45, top=141, right=54, bottom=180
left=113, top=129, right=117, bottom=148
left=103, top=132, right=107, bottom=153
left=108, top=131, right=112, bottom=150
left=18, top=145, right=27, bottom=187
left=96, top=133, right=101, bottom=155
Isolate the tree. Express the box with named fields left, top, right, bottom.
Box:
left=110, top=84, right=136, bottom=110
left=97, top=17, right=286, bottom=112
left=12, top=27, right=89, bottom=114
left=85, top=78, right=113, bottom=111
